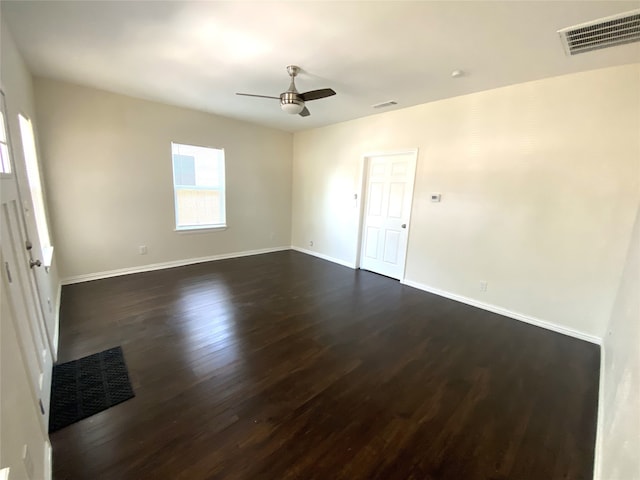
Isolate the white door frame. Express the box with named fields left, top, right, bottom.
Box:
left=0, top=89, right=53, bottom=437
left=355, top=148, right=419, bottom=281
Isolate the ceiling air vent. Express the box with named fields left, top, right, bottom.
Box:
left=558, top=9, right=640, bottom=55
left=372, top=101, right=398, bottom=109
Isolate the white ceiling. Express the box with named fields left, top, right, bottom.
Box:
left=2, top=1, right=639, bottom=132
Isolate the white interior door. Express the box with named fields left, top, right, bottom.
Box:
left=360, top=151, right=417, bottom=280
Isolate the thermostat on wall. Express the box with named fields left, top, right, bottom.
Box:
left=431, top=193, right=442, bottom=202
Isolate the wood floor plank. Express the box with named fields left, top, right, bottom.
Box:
left=51, top=250, right=599, bottom=480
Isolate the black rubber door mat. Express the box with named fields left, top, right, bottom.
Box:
left=49, top=346, right=135, bottom=432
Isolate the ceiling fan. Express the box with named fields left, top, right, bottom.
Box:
left=236, top=65, right=336, bottom=117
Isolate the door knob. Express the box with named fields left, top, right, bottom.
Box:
left=29, top=259, right=42, bottom=268
left=401, top=224, right=407, bottom=229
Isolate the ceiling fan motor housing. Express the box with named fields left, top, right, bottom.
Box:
left=280, top=92, right=304, bottom=114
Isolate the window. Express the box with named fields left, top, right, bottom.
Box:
left=18, top=114, right=53, bottom=265
left=0, top=96, right=11, bottom=174
left=171, top=142, right=226, bottom=230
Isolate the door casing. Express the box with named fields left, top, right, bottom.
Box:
left=355, top=149, right=419, bottom=281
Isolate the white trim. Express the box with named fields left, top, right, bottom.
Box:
left=354, top=153, right=370, bottom=271
left=174, top=225, right=227, bottom=234
left=291, top=246, right=356, bottom=269
left=44, top=440, right=52, bottom=480
left=361, top=148, right=420, bottom=158
left=52, top=282, right=61, bottom=361
left=61, top=246, right=290, bottom=285
left=401, top=279, right=602, bottom=345
left=593, top=345, right=605, bottom=479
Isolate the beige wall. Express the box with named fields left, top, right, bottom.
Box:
left=599, top=204, right=640, bottom=479
left=34, top=78, right=293, bottom=280
left=292, top=64, right=640, bottom=339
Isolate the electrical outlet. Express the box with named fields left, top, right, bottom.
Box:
left=138, top=245, right=148, bottom=255
left=480, top=281, right=488, bottom=292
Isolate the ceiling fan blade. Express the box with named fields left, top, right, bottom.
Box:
left=299, top=88, right=336, bottom=102
left=236, top=93, right=280, bottom=100
left=299, top=106, right=311, bottom=117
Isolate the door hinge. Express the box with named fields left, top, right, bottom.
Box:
left=4, top=262, right=12, bottom=283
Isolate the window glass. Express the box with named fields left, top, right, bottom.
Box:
left=171, top=143, right=226, bottom=230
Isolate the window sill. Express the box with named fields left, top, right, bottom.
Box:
left=174, top=225, right=227, bottom=234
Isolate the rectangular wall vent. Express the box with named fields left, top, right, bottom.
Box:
left=372, top=101, right=398, bottom=109
left=558, top=9, right=640, bottom=55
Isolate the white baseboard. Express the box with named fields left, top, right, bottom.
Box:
left=401, top=279, right=602, bottom=345
left=290, top=246, right=356, bottom=269
left=61, top=246, right=291, bottom=285
left=593, top=345, right=605, bottom=479
left=52, top=283, right=61, bottom=362
left=44, top=440, right=52, bottom=480
left=287, top=251, right=601, bottom=346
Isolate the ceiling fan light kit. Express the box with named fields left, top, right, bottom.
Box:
left=237, top=65, right=336, bottom=117
left=281, top=101, right=304, bottom=115
left=280, top=90, right=305, bottom=115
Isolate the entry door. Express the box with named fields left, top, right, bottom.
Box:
left=15, top=112, right=57, bottom=357
left=0, top=99, right=53, bottom=432
left=360, top=151, right=417, bottom=279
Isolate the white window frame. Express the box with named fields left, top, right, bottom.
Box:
left=0, top=96, right=12, bottom=175
left=171, top=142, right=226, bottom=232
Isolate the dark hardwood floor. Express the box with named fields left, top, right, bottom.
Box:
left=52, top=250, right=599, bottom=480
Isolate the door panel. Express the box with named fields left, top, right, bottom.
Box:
left=2, top=203, right=44, bottom=374
left=1, top=172, right=52, bottom=429
left=368, top=182, right=383, bottom=216
left=365, top=226, right=379, bottom=259
left=360, top=152, right=417, bottom=279
left=383, top=230, right=400, bottom=263
left=4, top=200, right=48, bottom=362
left=388, top=183, right=405, bottom=218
